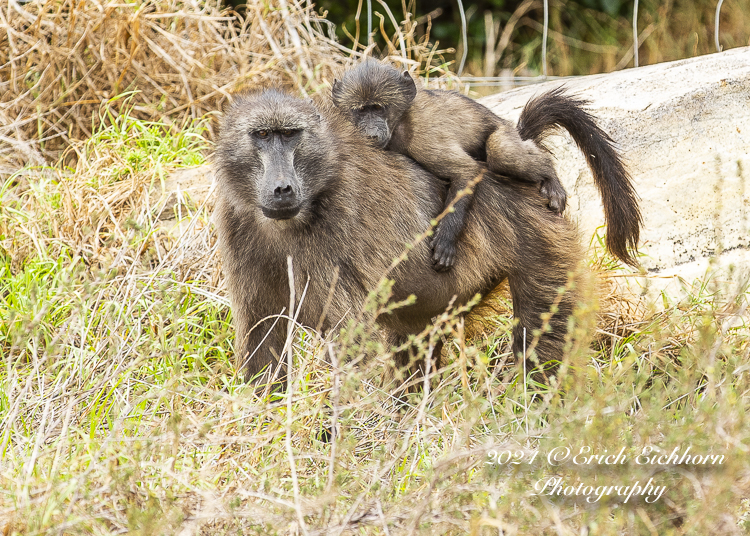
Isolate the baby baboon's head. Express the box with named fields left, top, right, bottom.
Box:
left=332, top=59, right=417, bottom=148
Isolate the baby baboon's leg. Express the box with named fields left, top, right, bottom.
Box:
left=486, top=121, right=567, bottom=214
left=431, top=170, right=485, bottom=271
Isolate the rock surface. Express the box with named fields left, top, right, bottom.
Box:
left=155, top=165, right=215, bottom=234
left=479, top=47, right=750, bottom=301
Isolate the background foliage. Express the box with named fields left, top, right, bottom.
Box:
left=313, top=0, right=749, bottom=76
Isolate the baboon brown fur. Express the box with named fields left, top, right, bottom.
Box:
left=214, top=89, right=640, bottom=385
left=331, top=60, right=642, bottom=269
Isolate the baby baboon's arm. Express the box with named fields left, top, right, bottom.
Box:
left=430, top=169, right=486, bottom=271
left=420, top=147, right=490, bottom=271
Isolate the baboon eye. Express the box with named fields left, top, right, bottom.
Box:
left=280, top=129, right=299, bottom=138
left=255, top=130, right=269, bottom=139
left=371, top=104, right=382, bottom=112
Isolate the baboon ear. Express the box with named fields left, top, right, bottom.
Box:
left=303, top=98, right=322, bottom=122
left=400, top=71, right=417, bottom=103
left=331, top=79, right=341, bottom=104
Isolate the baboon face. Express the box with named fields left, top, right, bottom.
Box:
left=332, top=60, right=417, bottom=148
left=348, top=103, right=390, bottom=147
left=216, top=91, right=330, bottom=222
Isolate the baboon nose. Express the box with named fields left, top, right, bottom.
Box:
left=274, top=184, right=294, bottom=199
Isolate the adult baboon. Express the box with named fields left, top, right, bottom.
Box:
left=214, top=90, right=639, bottom=384
left=331, top=60, right=641, bottom=270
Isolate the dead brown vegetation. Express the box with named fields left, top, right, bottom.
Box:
left=0, top=0, right=451, bottom=171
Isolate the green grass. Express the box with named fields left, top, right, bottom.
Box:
left=1, top=106, right=749, bottom=534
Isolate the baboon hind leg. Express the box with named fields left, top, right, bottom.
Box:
left=507, top=266, right=580, bottom=381
left=486, top=122, right=567, bottom=214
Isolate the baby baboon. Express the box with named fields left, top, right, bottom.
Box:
left=214, top=89, right=640, bottom=385
left=331, top=60, right=641, bottom=269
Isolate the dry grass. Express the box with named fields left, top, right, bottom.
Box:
left=0, top=0, right=453, bottom=172
left=1, top=0, right=338, bottom=167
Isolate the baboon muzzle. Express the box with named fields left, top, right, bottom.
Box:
left=259, top=149, right=301, bottom=220
left=364, top=120, right=389, bottom=148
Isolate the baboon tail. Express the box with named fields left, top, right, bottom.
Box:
left=517, top=87, right=642, bottom=267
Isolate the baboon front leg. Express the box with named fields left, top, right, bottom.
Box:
left=486, top=125, right=567, bottom=214
left=236, top=315, right=288, bottom=388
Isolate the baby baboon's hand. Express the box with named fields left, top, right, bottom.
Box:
left=540, top=179, right=567, bottom=214
left=431, top=224, right=457, bottom=272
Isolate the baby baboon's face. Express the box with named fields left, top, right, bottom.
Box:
left=332, top=60, right=417, bottom=149
left=348, top=103, right=390, bottom=148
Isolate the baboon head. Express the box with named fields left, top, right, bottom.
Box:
left=215, top=91, right=332, bottom=223
left=331, top=59, right=417, bottom=148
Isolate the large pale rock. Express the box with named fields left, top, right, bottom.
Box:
left=480, top=47, right=750, bottom=301
left=154, top=164, right=215, bottom=234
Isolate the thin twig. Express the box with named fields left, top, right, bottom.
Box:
left=285, top=256, right=309, bottom=536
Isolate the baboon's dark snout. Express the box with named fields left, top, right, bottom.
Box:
left=261, top=180, right=301, bottom=220
left=365, top=130, right=388, bottom=148
left=274, top=184, right=294, bottom=200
